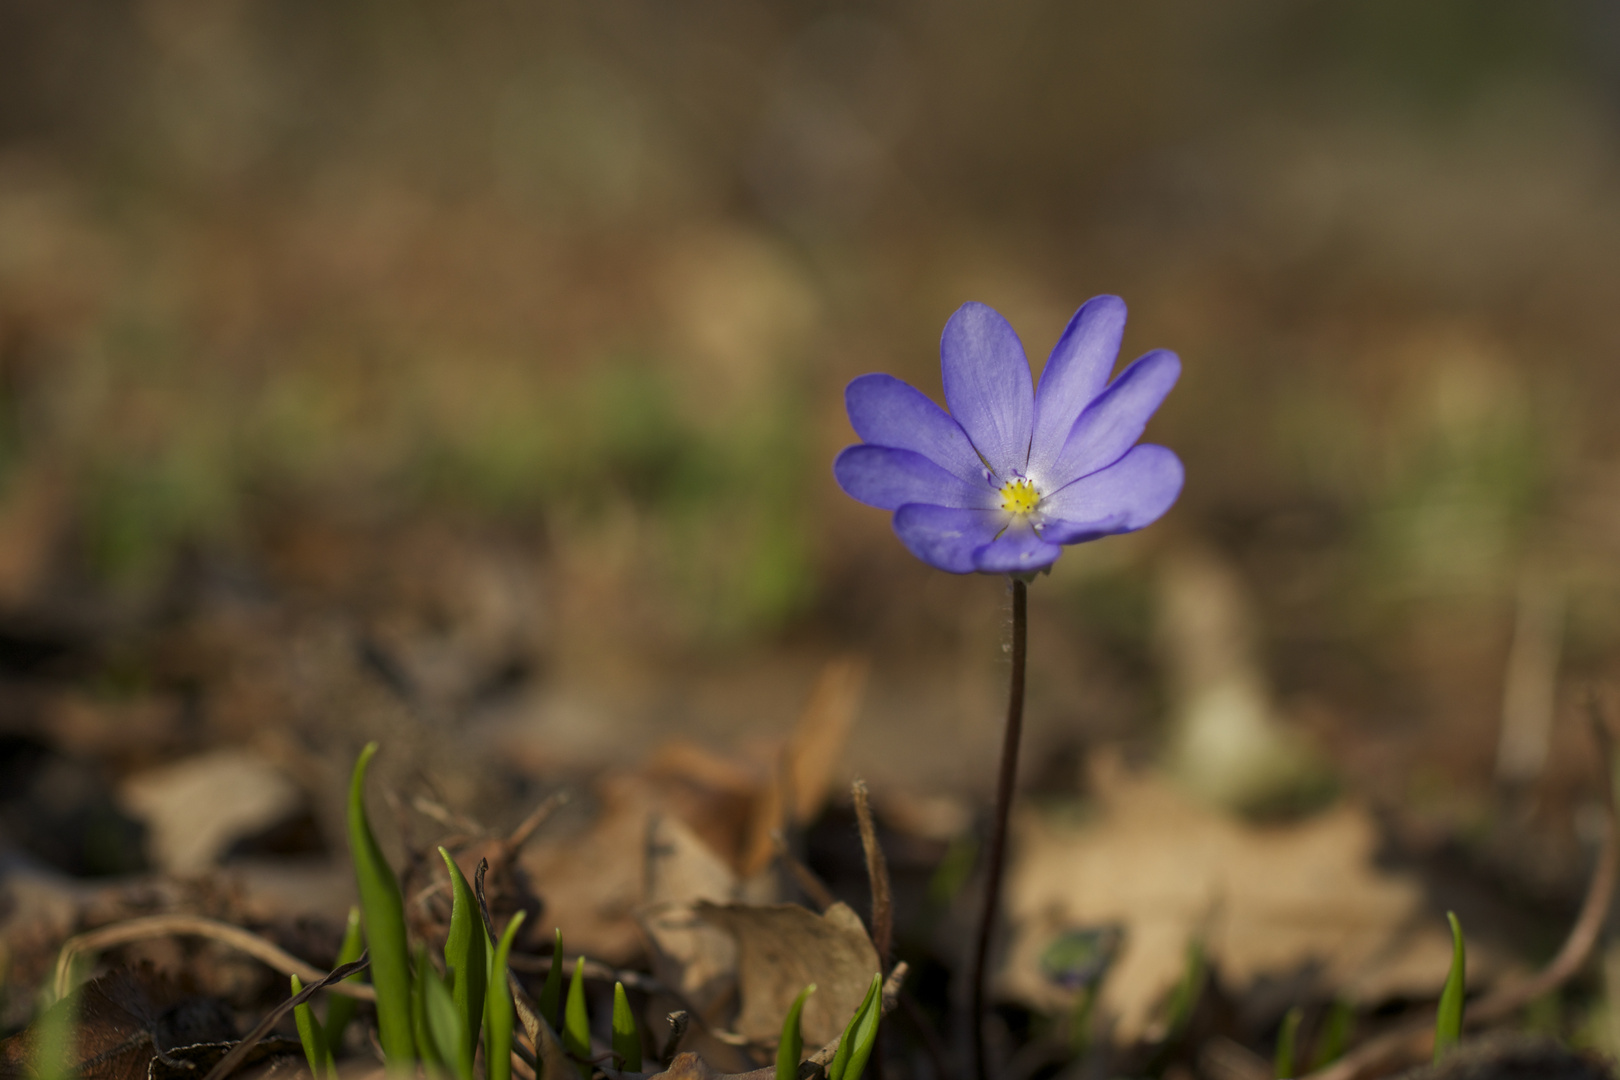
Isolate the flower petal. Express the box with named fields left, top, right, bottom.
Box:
left=845, top=374, right=986, bottom=485
left=891, top=505, right=1007, bottom=574
left=1048, top=349, right=1180, bottom=485
left=1040, top=444, right=1184, bottom=542
left=834, top=445, right=996, bottom=511
left=940, top=303, right=1034, bottom=479
left=974, top=520, right=1063, bottom=574
left=1028, top=296, right=1126, bottom=479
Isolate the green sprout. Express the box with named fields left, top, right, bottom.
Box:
left=612, top=982, right=641, bottom=1072
left=348, top=743, right=415, bottom=1069
left=439, top=848, right=488, bottom=1080
left=412, top=943, right=445, bottom=1073
left=827, top=974, right=882, bottom=1080
left=564, top=956, right=592, bottom=1078
left=1309, top=999, right=1354, bottom=1070
left=1434, top=911, right=1466, bottom=1063
left=1274, top=1005, right=1302, bottom=1079
left=777, top=984, right=816, bottom=1080
left=31, top=987, right=76, bottom=1080
left=423, top=962, right=467, bottom=1080
left=486, top=912, right=527, bottom=1080
left=291, top=974, right=336, bottom=1080
left=323, top=906, right=366, bottom=1049
left=540, top=929, right=566, bottom=1030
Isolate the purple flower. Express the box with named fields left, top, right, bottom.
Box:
left=833, top=297, right=1184, bottom=575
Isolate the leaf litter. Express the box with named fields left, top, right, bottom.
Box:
left=1000, top=754, right=1513, bottom=1041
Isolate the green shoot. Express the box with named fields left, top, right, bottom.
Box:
left=827, top=973, right=882, bottom=1080
left=563, top=956, right=592, bottom=1079
left=292, top=975, right=336, bottom=1080
left=1434, top=911, right=1466, bottom=1063
left=486, top=911, right=527, bottom=1080
left=424, top=964, right=468, bottom=1080
left=1309, top=999, right=1353, bottom=1070
left=1163, top=937, right=1206, bottom=1038
left=348, top=743, right=414, bottom=1069
left=31, top=986, right=76, bottom=1080
left=439, top=848, right=488, bottom=1080
left=413, top=944, right=444, bottom=1073
left=323, top=906, right=366, bottom=1048
left=540, top=928, right=565, bottom=1030
left=1274, top=1005, right=1302, bottom=1079
left=612, top=981, right=641, bottom=1072
left=776, top=984, right=816, bottom=1080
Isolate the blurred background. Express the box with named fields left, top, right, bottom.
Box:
left=5, top=0, right=1620, bottom=1051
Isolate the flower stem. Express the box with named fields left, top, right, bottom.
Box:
left=972, top=577, right=1027, bottom=1080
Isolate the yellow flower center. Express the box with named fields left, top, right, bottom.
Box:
left=1000, top=477, right=1040, bottom=515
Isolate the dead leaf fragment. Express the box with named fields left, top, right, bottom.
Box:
left=1002, top=761, right=1507, bottom=1040
left=695, top=901, right=879, bottom=1049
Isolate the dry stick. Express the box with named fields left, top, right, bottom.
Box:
left=507, top=953, right=673, bottom=997
left=852, top=779, right=894, bottom=966
left=972, top=578, right=1028, bottom=1080
left=772, top=830, right=837, bottom=912
left=473, top=860, right=553, bottom=1077
left=1302, top=691, right=1620, bottom=1080
left=52, top=914, right=378, bottom=1004
left=199, top=954, right=370, bottom=1080
left=503, top=792, right=570, bottom=855
left=853, top=778, right=895, bottom=1080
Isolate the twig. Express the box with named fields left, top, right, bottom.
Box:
left=661, top=1011, right=691, bottom=1065
left=506, top=952, right=673, bottom=997
left=852, top=780, right=894, bottom=967
left=772, top=831, right=837, bottom=912
left=199, top=954, right=370, bottom=1080
left=972, top=578, right=1028, bottom=1080
left=475, top=859, right=574, bottom=1080
left=503, top=792, right=570, bottom=855
left=1302, top=690, right=1619, bottom=1080
left=52, top=914, right=378, bottom=1004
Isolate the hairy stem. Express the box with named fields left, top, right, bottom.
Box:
left=972, top=578, right=1028, bottom=1080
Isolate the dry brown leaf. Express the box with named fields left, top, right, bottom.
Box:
left=639, top=815, right=742, bottom=1024
left=694, top=901, right=879, bottom=1049
left=1001, top=759, right=1506, bottom=1040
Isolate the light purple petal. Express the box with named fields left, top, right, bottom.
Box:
left=891, top=505, right=1007, bottom=574
left=845, top=374, right=987, bottom=485
left=1028, top=296, right=1126, bottom=479
left=834, top=445, right=997, bottom=512
left=940, top=303, right=1034, bottom=479
left=1040, top=444, right=1184, bottom=542
left=1046, top=350, right=1180, bottom=485
left=973, top=521, right=1062, bottom=574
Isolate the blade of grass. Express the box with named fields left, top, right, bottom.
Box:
left=413, top=944, right=444, bottom=1073
left=439, top=848, right=488, bottom=1080
left=1434, top=912, right=1466, bottom=1063
left=291, top=975, right=335, bottom=1080
left=776, top=985, right=816, bottom=1080
left=827, top=973, right=882, bottom=1080
left=348, top=742, right=414, bottom=1069
left=1274, top=1005, right=1302, bottom=1079
left=31, top=986, right=76, bottom=1080
left=540, top=929, right=565, bottom=1030
left=486, top=911, right=527, bottom=1080
left=323, top=906, right=366, bottom=1047
left=563, top=957, right=591, bottom=1079
left=612, top=982, right=641, bottom=1072
left=424, top=965, right=468, bottom=1080
left=840, top=974, right=884, bottom=1080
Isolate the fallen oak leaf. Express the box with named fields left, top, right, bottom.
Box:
left=620, top=965, right=907, bottom=1080
left=693, top=902, right=881, bottom=1050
